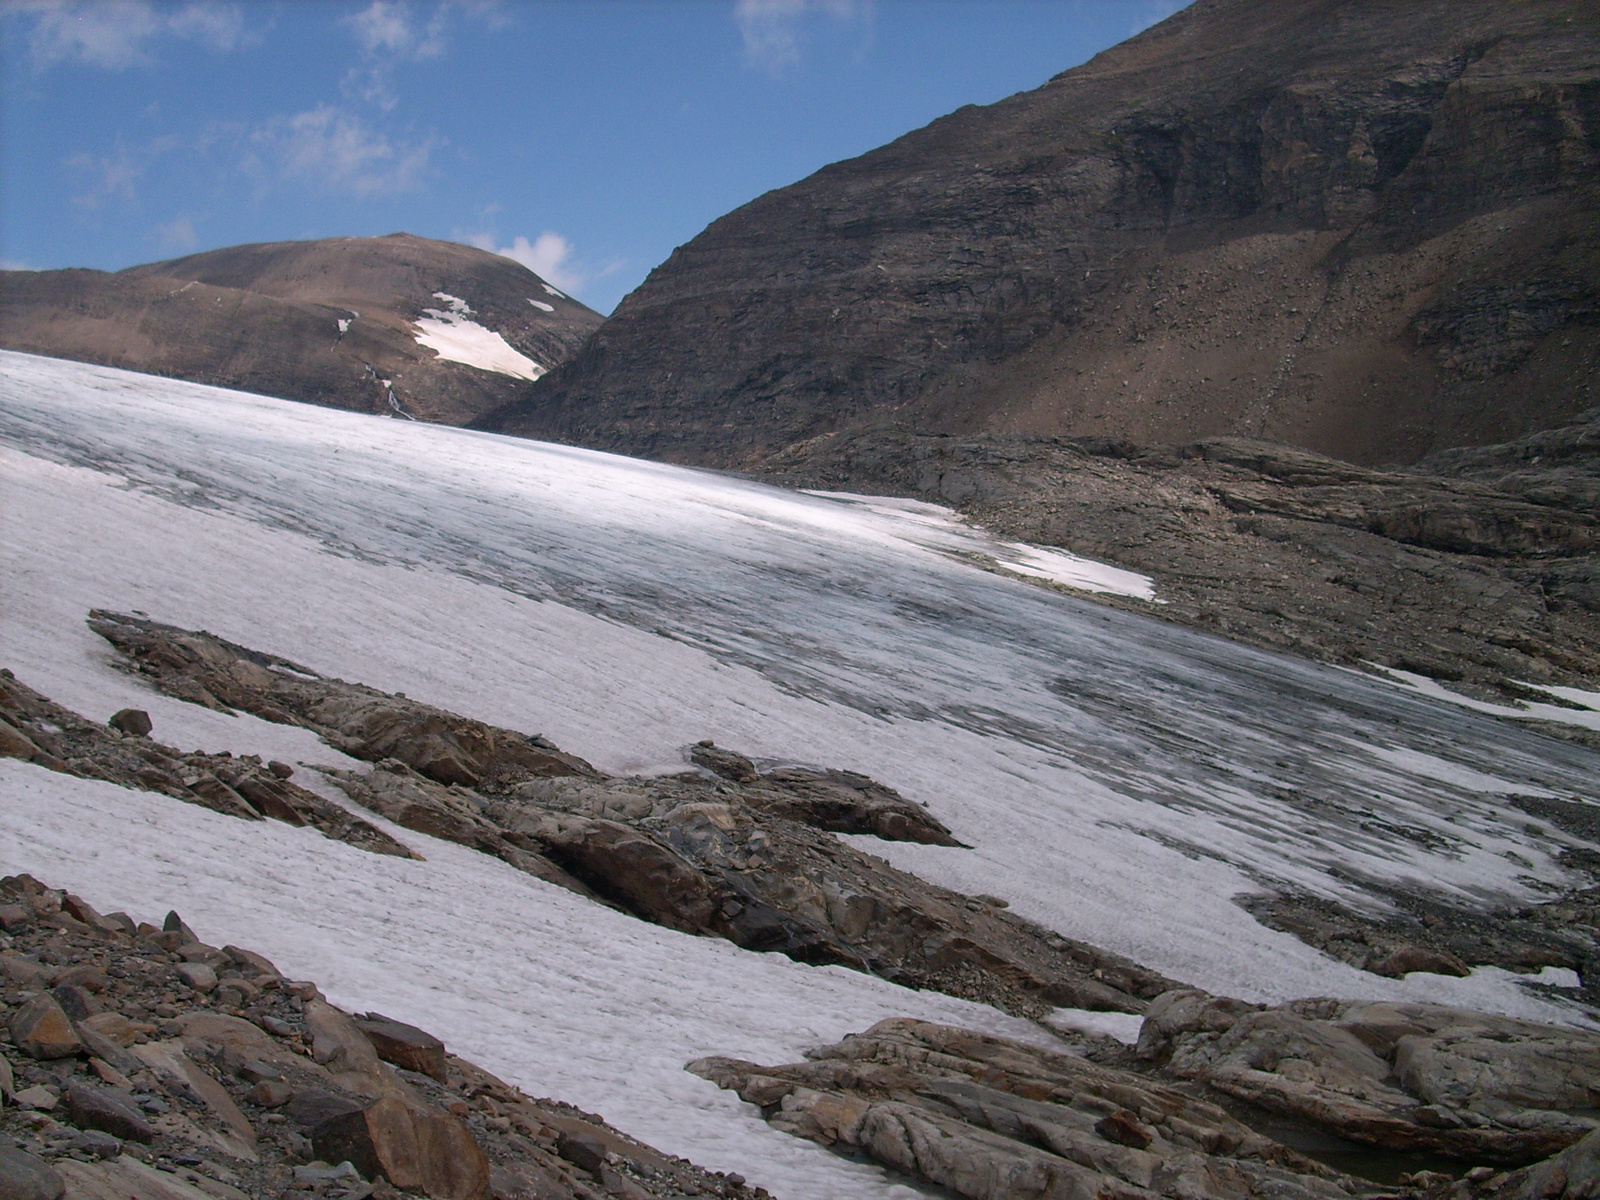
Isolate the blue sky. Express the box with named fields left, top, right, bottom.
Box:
left=2, top=1, right=1185, bottom=313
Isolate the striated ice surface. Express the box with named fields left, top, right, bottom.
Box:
left=2, top=349, right=1599, bottom=1198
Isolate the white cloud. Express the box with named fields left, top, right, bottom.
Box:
left=13, top=1, right=243, bottom=70
left=467, top=232, right=585, bottom=294
left=733, top=0, right=868, bottom=76
left=343, top=0, right=445, bottom=59
left=257, top=105, right=435, bottom=198
left=0, top=260, right=39, bottom=272
left=155, top=216, right=198, bottom=252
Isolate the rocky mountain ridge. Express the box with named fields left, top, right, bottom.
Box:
left=484, top=0, right=1599, bottom=469
left=0, top=235, right=600, bottom=425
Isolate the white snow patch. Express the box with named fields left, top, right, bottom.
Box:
left=542, top=283, right=566, bottom=298
left=413, top=292, right=545, bottom=381
left=1358, top=742, right=1558, bottom=798
left=337, top=319, right=351, bottom=334
left=1364, top=664, right=1600, bottom=734
left=527, top=298, right=555, bottom=313
left=1044, top=1008, right=1145, bottom=1045
left=990, top=541, right=1159, bottom=601
left=802, top=489, right=1156, bottom=601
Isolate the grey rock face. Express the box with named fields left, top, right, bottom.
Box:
left=1139, top=991, right=1600, bottom=1163
left=691, top=1017, right=1360, bottom=1200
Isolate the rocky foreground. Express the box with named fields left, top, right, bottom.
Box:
left=0, top=873, right=763, bottom=1200
left=7, top=612, right=1600, bottom=1199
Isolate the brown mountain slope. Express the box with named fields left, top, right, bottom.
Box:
left=0, top=233, right=601, bottom=424
left=481, top=0, right=1599, bottom=468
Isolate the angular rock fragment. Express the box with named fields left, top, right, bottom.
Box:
left=63, top=1081, right=156, bottom=1143
left=9, top=994, right=82, bottom=1060
left=312, top=1095, right=490, bottom=1200
left=108, top=708, right=152, bottom=736
left=0, top=1146, right=64, bottom=1200
left=355, top=1013, right=449, bottom=1082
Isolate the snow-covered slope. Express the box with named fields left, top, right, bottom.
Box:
left=2, top=350, right=1598, bottom=1196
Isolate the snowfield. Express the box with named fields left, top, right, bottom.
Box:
left=412, top=292, right=546, bottom=380
left=3, top=350, right=1599, bottom=1198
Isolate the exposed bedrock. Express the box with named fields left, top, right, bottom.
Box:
left=0, top=668, right=415, bottom=860
left=693, top=998, right=1600, bottom=1200
left=84, top=611, right=1175, bottom=1016
left=1138, top=991, right=1600, bottom=1164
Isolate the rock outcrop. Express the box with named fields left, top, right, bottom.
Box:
left=0, top=234, right=602, bottom=425
left=693, top=998, right=1600, bottom=1200
left=484, top=0, right=1599, bottom=470
left=85, top=610, right=599, bottom=790
left=84, top=611, right=1177, bottom=1016
left=0, top=874, right=763, bottom=1200
left=691, top=1017, right=1360, bottom=1200
left=1137, top=991, right=1600, bottom=1164
left=0, top=668, right=415, bottom=860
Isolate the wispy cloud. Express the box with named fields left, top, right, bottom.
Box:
left=12, top=1, right=244, bottom=70
left=154, top=215, right=198, bottom=252
left=340, top=0, right=502, bottom=110
left=66, top=136, right=178, bottom=209
left=255, top=105, right=436, bottom=198
left=344, top=0, right=445, bottom=58
left=464, top=230, right=618, bottom=297
left=733, top=0, right=870, bottom=76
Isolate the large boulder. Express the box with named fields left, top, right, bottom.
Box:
left=312, top=1096, right=490, bottom=1200
left=1138, top=990, right=1600, bottom=1163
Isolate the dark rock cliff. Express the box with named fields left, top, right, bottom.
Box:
left=483, top=0, right=1599, bottom=468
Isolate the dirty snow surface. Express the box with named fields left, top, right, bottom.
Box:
left=3, top=351, right=1600, bottom=1198
left=412, top=292, right=545, bottom=380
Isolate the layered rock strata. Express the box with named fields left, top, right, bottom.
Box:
left=485, top=0, right=1600, bottom=468
left=694, top=998, right=1600, bottom=1200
